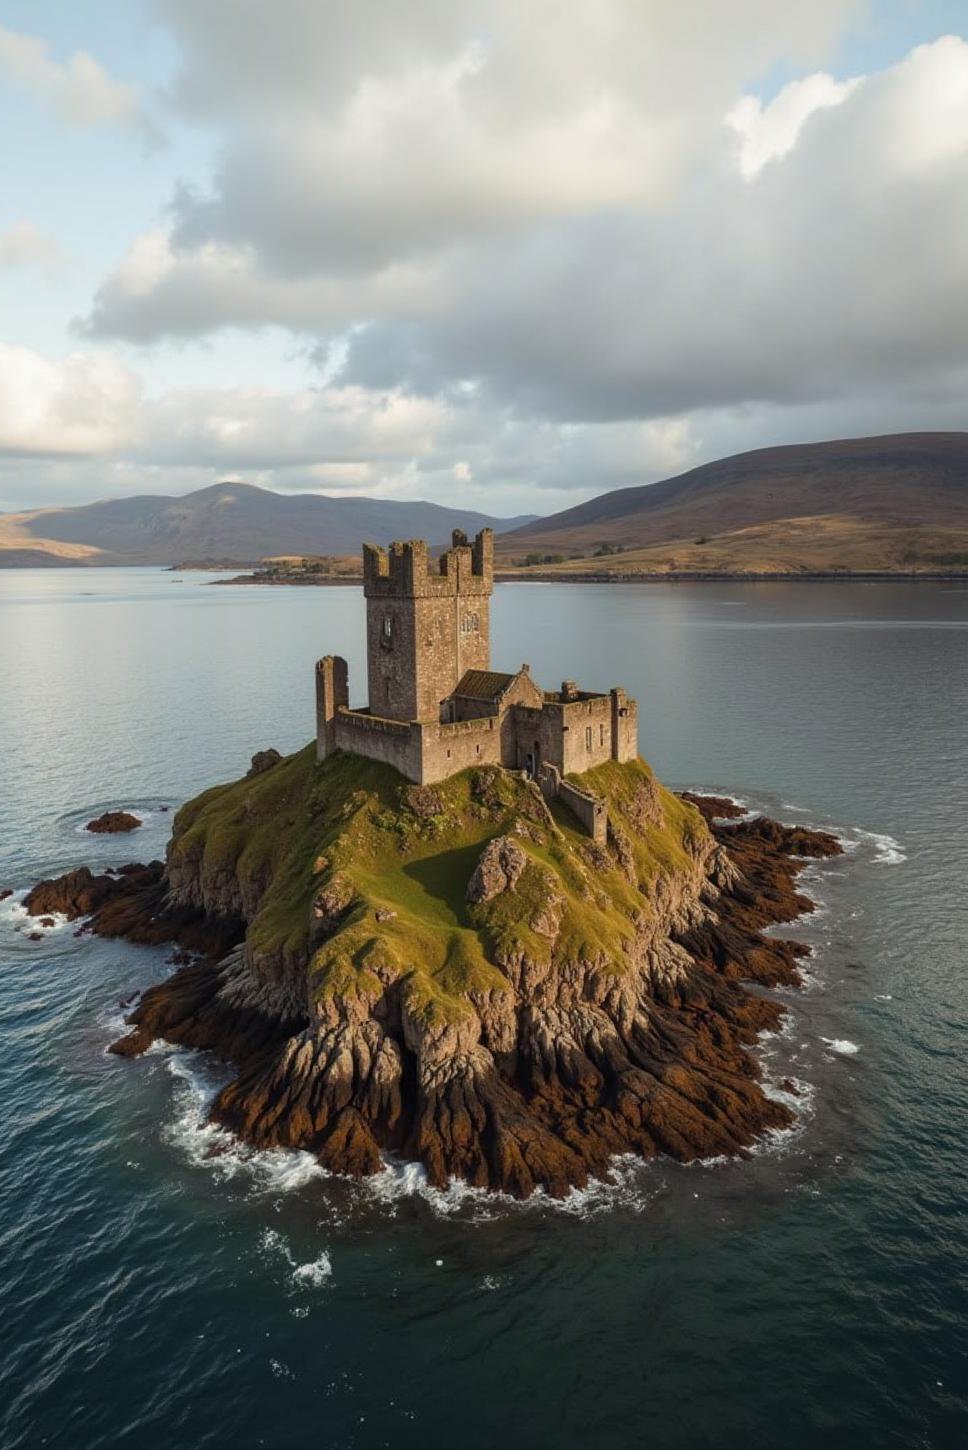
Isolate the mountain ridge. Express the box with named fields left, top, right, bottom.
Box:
left=0, top=481, right=537, bottom=567
left=498, top=432, right=968, bottom=575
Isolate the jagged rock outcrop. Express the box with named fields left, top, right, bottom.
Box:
left=247, top=749, right=282, bottom=777
left=25, top=746, right=842, bottom=1196
left=466, top=835, right=527, bottom=903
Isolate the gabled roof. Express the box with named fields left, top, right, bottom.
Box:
left=453, top=669, right=517, bottom=701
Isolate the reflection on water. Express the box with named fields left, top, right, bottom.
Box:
left=0, top=570, right=966, bottom=1449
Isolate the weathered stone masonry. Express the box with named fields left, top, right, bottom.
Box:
left=315, top=528, right=638, bottom=834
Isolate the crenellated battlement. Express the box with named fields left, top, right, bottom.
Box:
left=316, top=527, right=637, bottom=802
left=363, top=528, right=493, bottom=599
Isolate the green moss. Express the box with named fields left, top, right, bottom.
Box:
left=167, top=748, right=711, bottom=1023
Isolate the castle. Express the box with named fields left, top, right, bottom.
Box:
left=315, top=529, right=638, bottom=837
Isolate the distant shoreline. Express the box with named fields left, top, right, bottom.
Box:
left=205, top=566, right=968, bottom=587
left=1, top=560, right=966, bottom=583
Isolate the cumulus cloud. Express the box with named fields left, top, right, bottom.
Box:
left=157, top=0, right=851, bottom=272
left=0, top=24, right=155, bottom=138
left=0, top=344, right=140, bottom=458
left=140, top=383, right=448, bottom=471
left=55, top=10, right=968, bottom=509
left=726, top=72, right=862, bottom=177
left=0, top=220, right=66, bottom=272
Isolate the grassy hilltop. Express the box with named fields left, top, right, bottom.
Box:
left=169, top=744, right=704, bottom=1030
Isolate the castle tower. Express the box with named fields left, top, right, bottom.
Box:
left=316, top=654, right=349, bottom=761
left=362, top=528, right=493, bottom=722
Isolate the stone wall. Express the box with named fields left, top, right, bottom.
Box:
left=511, top=694, right=615, bottom=775
left=558, top=779, right=608, bottom=843
left=334, top=708, right=422, bottom=781
left=558, top=694, right=615, bottom=774
left=421, top=714, right=502, bottom=783
left=509, top=703, right=566, bottom=773
left=332, top=706, right=503, bottom=784
left=535, top=761, right=607, bottom=841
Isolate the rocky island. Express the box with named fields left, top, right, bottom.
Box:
left=23, top=529, right=841, bottom=1196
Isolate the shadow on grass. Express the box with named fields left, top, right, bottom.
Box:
left=401, top=842, right=484, bottom=928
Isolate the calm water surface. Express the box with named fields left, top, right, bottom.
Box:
left=0, top=570, right=966, bottom=1449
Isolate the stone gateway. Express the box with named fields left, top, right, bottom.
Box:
left=315, top=529, right=638, bottom=834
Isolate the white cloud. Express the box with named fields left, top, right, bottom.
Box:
left=0, top=24, right=155, bottom=136
left=85, top=23, right=968, bottom=431
left=0, top=220, right=66, bottom=272
left=726, top=72, right=862, bottom=177
left=151, top=0, right=852, bottom=275
left=0, top=344, right=140, bottom=458
left=18, top=6, right=968, bottom=515
left=140, top=383, right=449, bottom=471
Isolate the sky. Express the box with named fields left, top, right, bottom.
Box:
left=1, top=0, right=967, bottom=517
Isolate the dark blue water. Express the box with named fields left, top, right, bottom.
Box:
left=1, top=570, right=966, bottom=1449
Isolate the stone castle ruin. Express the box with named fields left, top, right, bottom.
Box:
left=315, top=528, right=638, bottom=838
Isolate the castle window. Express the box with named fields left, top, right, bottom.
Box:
left=600, top=723, right=605, bottom=747
left=461, top=612, right=479, bottom=633
left=585, top=726, right=592, bottom=750
left=382, top=614, right=393, bottom=644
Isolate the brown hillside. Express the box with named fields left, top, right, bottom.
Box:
left=498, top=433, right=968, bottom=575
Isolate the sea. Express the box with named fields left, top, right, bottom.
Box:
left=0, top=569, right=965, bottom=1449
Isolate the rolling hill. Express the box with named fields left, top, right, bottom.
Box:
left=498, top=433, right=968, bottom=575
left=0, top=482, right=537, bottom=567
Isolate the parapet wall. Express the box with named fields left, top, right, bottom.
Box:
left=363, top=528, right=493, bottom=600
left=334, top=708, right=423, bottom=781
left=558, top=780, right=608, bottom=843
left=424, top=714, right=502, bottom=781
left=536, top=761, right=608, bottom=841
left=333, top=706, right=503, bottom=784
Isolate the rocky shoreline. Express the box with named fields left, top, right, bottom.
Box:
left=19, top=749, right=843, bottom=1198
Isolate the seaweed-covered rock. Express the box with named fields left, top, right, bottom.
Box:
left=19, top=742, right=843, bottom=1197
left=86, top=811, right=141, bottom=834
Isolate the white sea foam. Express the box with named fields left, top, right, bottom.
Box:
left=821, top=1037, right=860, bottom=1056
left=852, top=829, right=906, bottom=865
left=159, top=1055, right=670, bottom=1217
left=149, top=1019, right=821, bottom=1219
left=1, top=891, right=70, bottom=938
left=762, top=1074, right=817, bottom=1114
left=681, top=789, right=760, bottom=823
left=259, top=1227, right=332, bottom=1289
left=0, top=891, right=27, bottom=925
left=161, top=1049, right=329, bottom=1193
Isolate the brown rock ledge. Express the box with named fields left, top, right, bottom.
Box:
left=24, top=761, right=843, bottom=1198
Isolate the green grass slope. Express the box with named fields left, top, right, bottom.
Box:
left=166, top=745, right=708, bottom=1028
